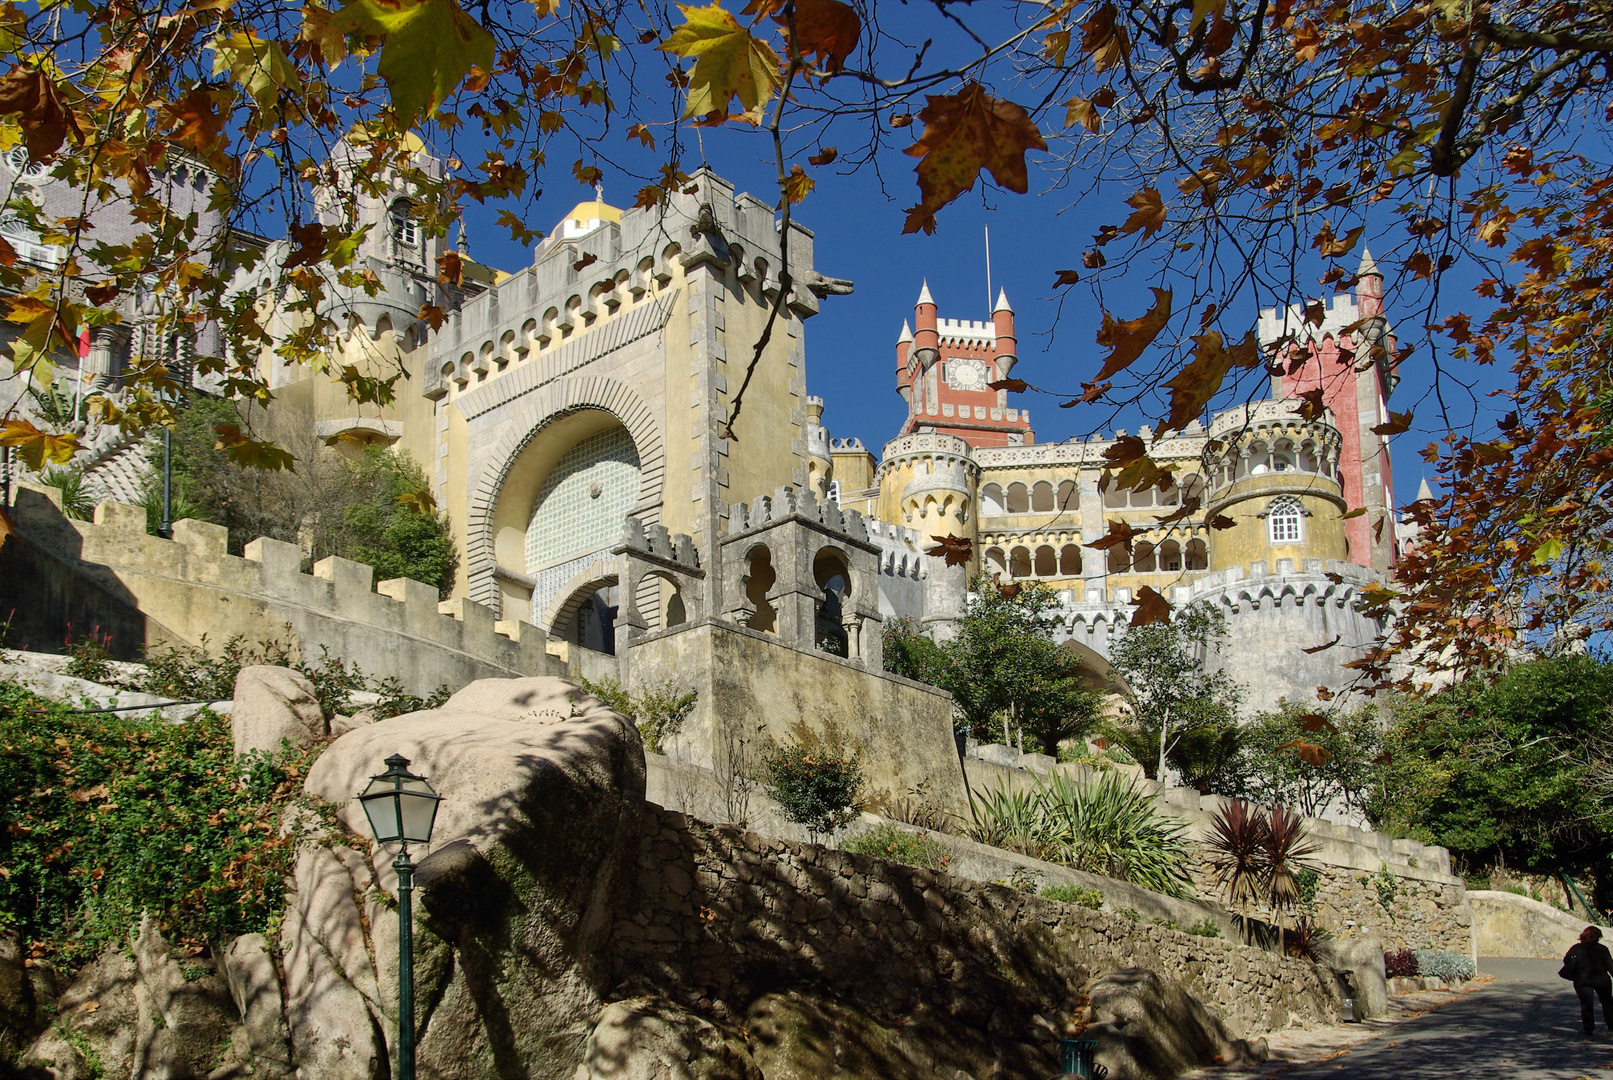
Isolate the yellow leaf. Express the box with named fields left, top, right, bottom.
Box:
left=328, top=0, right=495, bottom=124
left=1189, top=0, right=1223, bottom=34
left=397, top=488, right=437, bottom=515
left=1064, top=96, right=1099, bottom=134
left=1120, top=186, right=1166, bottom=236
left=658, top=1, right=784, bottom=123
left=783, top=164, right=814, bottom=204
left=0, top=418, right=80, bottom=470
left=212, top=424, right=296, bottom=471
left=1044, top=29, right=1071, bottom=66
left=209, top=31, right=302, bottom=113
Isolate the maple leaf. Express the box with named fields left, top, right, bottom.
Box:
left=1301, top=635, right=1341, bottom=654
left=1080, top=4, right=1129, bottom=73
left=1371, top=410, right=1412, bottom=436
left=783, top=164, right=814, bottom=204
left=1296, top=714, right=1339, bottom=735
left=0, top=65, right=80, bottom=162
left=209, top=31, right=302, bottom=114
left=1120, top=187, right=1166, bottom=236
left=397, top=488, right=438, bottom=515
left=281, top=222, right=326, bottom=271
left=633, top=184, right=666, bottom=209
left=1093, top=287, right=1172, bottom=383
left=0, top=237, right=13, bottom=268
left=1129, top=586, right=1172, bottom=627
left=328, top=0, right=494, bottom=124
left=998, top=581, right=1022, bottom=600
left=988, top=378, right=1028, bottom=393
left=901, top=83, right=1046, bottom=235
left=926, top=534, right=973, bottom=567
left=0, top=419, right=80, bottom=470
left=1209, top=513, right=1235, bottom=529
left=659, top=2, right=783, bottom=123
left=1086, top=518, right=1136, bottom=552
left=573, top=160, right=604, bottom=186
left=1163, top=329, right=1259, bottom=432
left=1315, top=224, right=1364, bottom=258
left=1277, top=738, right=1331, bottom=766
left=1103, top=434, right=1148, bottom=468
left=1053, top=270, right=1081, bottom=287
left=626, top=123, right=656, bottom=148
left=212, top=425, right=296, bottom=471
left=1064, top=96, right=1100, bottom=134
left=436, top=251, right=464, bottom=286
left=1295, top=387, right=1326, bottom=421
left=808, top=145, right=837, bottom=166
left=1315, top=685, right=1335, bottom=702
left=85, top=281, right=120, bottom=307
left=1082, top=250, right=1106, bottom=269
left=418, top=303, right=447, bottom=330
left=1155, top=496, right=1201, bottom=525
left=779, top=0, right=860, bottom=74
left=1044, top=29, right=1071, bottom=67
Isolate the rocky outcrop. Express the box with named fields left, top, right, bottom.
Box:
left=296, top=675, right=646, bottom=1080
left=1469, top=889, right=1611, bottom=958
left=581, top=996, right=760, bottom=1080
left=1312, top=937, right=1388, bottom=1019
left=232, top=665, right=326, bottom=758
left=1086, top=969, right=1269, bottom=1080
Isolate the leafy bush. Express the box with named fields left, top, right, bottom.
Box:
left=0, top=682, right=321, bottom=964
left=843, top=823, right=950, bottom=871
left=1412, top=949, right=1476, bottom=982
left=1118, top=907, right=1141, bottom=921
left=37, top=465, right=93, bottom=520
left=1187, top=917, right=1222, bottom=938
left=62, top=624, right=115, bottom=683
left=577, top=676, right=696, bottom=753
left=969, top=770, right=1197, bottom=897
left=1384, top=948, right=1418, bottom=977
left=762, top=723, right=864, bottom=837
left=1040, top=883, right=1104, bottom=909
left=1284, top=917, right=1329, bottom=960
left=369, top=675, right=454, bottom=719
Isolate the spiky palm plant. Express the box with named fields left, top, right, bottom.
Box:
left=967, top=784, right=1048, bottom=859
left=1206, top=798, right=1271, bottom=942
left=1036, top=770, right=1196, bottom=897
left=1263, top=804, right=1318, bottom=942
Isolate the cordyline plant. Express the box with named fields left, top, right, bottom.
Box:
left=1205, top=797, right=1316, bottom=943
left=0, top=0, right=1609, bottom=665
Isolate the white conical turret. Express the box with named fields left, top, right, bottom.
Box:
left=897, top=319, right=913, bottom=344
left=916, top=279, right=934, bottom=306
left=993, top=288, right=1012, bottom=313
left=1358, top=247, right=1381, bottom=279
left=1415, top=477, right=1434, bottom=503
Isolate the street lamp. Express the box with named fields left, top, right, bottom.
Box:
left=357, top=754, right=441, bottom=1080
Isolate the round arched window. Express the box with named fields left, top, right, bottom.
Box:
left=1266, top=495, right=1305, bottom=544
left=525, top=427, right=641, bottom=574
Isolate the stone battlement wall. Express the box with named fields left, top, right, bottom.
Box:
left=612, top=804, right=1339, bottom=1061
left=1, top=486, right=563, bottom=695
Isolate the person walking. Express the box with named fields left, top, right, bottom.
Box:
left=1564, top=926, right=1613, bottom=1036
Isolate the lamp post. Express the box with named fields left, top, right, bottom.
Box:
left=357, top=754, right=441, bottom=1080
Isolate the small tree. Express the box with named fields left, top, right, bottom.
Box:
left=1106, top=603, right=1245, bottom=784
left=762, top=722, right=865, bottom=841
left=1216, top=703, right=1383, bottom=819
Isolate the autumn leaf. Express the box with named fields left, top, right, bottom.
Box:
left=783, top=164, right=814, bottom=204
left=397, top=488, right=437, bottom=515
left=988, top=378, right=1028, bottom=393
left=1301, top=635, right=1341, bottom=654
left=1155, top=496, right=1201, bottom=525
left=212, top=425, right=296, bottom=471
left=901, top=83, right=1046, bottom=234
left=1103, top=434, right=1148, bottom=469
left=573, top=160, right=604, bottom=186
left=1129, top=585, right=1172, bottom=627
left=1296, top=713, right=1339, bottom=735
left=1120, top=187, right=1165, bottom=236
left=1295, top=387, right=1326, bottom=421
left=1371, top=410, right=1412, bottom=436
left=1163, top=329, right=1258, bottom=432
left=1044, top=29, right=1071, bottom=67
left=418, top=303, right=446, bottom=330
left=626, top=123, right=656, bottom=148
left=0, top=65, right=80, bottom=162
left=1315, top=223, right=1364, bottom=258
left=659, top=2, right=784, bottom=123
left=281, top=222, right=326, bottom=271
left=573, top=252, right=598, bottom=272
left=328, top=0, right=494, bottom=124
left=436, top=251, right=464, bottom=286
left=1064, top=96, right=1100, bottom=134
left=1277, top=738, right=1331, bottom=766
left=209, top=31, right=302, bottom=114
left=780, top=0, right=860, bottom=74
left=808, top=145, right=837, bottom=166
left=926, top=533, right=973, bottom=567
left=162, top=88, right=228, bottom=153
left=1086, top=518, right=1136, bottom=552
left=0, top=419, right=80, bottom=470
left=1053, top=269, right=1081, bottom=287
left=1093, top=287, right=1172, bottom=383
left=1209, top=513, right=1235, bottom=529
left=998, top=580, right=1022, bottom=600
left=1080, top=4, right=1129, bottom=73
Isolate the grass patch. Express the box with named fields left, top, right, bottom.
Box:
left=1040, top=883, right=1104, bottom=909
left=842, top=823, right=950, bottom=871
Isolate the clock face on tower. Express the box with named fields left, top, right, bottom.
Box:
left=946, top=357, right=989, bottom=391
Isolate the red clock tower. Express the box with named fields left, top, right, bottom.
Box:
left=895, top=281, right=1034, bottom=449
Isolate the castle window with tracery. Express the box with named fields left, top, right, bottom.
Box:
left=1265, top=495, right=1305, bottom=544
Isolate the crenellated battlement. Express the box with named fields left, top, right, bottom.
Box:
left=725, top=484, right=872, bottom=547
left=4, top=485, right=563, bottom=696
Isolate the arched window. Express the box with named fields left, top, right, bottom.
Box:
left=1057, top=480, right=1077, bottom=509
left=1059, top=544, right=1081, bottom=576
left=1159, top=539, right=1182, bottom=572
left=1031, top=481, right=1055, bottom=512
left=1266, top=495, right=1305, bottom=544
left=981, top=483, right=1005, bottom=515
left=390, top=200, right=421, bottom=265
left=813, top=548, right=851, bottom=657
left=1129, top=485, right=1154, bottom=508
left=1101, top=475, right=1126, bottom=509
left=1006, top=482, right=1029, bottom=513
left=1009, top=546, right=1032, bottom=578
left=1133, top=542, right=1156, bottom=573
left=1034, top=545, right=1056, bottom=576
left=1185, top=538, right=1208, bottom=570
left=1107, top=545, right=1130, bottom=574
left=985, top=546, right=1007, bottom=576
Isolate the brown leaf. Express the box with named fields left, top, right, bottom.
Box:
left=1301, top=635, right=1341, bottom=654
left=1120, top=187, right=1166, bottom=237
left=1315, top=685, right=1335, bottom=701
left=781, top=0, right=860, bottom=74
left=418, top=303, right=446, bottom=331
left=1316, top=224, right=1364, bottom=258
left=998, top=581, right=1023, bottom=600
left=0, top=66, right=79, bottom=163
left=925, top=533, right=973, bottom=567
left=988, top=378, right=1028, bottom=393
left=573, top=252, right=598, bottom=273
left=1086, top=518, right=1137, bottom=552
left=1064, top=96, right=1100, bottom=134
left=1296, top=713, right=1339, bottom=735
left=1053, top=269, right=1081, bottom=287
left=1102, top=434, right=1148, bottom=469
left=1163, top=329, right=1258, bottom=432
left=783, top=164, right=814, bottom=204
left=436, top=251, right=464, bottom=287
left=84, top=280, right=120, bottom=307
left=1093, top=287, right=1172, bottom=383
left=281, top=222, right=326, bottom=271
left=626, top=122, right=656, bottom=148
left=902, top=83, right=1047, bottom=235
left=1129, top=586, right=1173, bottom=627
left=1372, top=752, right=1393, bottom=766
left=1277, top=738, right=1331, bottom=766
left=1080, top=3, right=1130, bottom=73
left=1154, top=496, right=1202, bottom=525
left=808, top=145, right=837, bottom=166
left=1370, top=410, right=1412, bottom=436
left=1209, top=514, right=1235, bottom=529
left=1082, top=250, right=1107, bottom=269
left=573, top=160, right=603, bottom=186
left=1295, top=387, right=1327, bottom=421
left=0, top=236, right=13, bottom=268
left=1303, top=299, right=1325, bottom=326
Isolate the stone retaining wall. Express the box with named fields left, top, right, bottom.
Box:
left=610, top=805, right=1340, bottom=1046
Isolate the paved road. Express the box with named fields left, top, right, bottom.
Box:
left=1248, top=959, right=1613, bottom=1079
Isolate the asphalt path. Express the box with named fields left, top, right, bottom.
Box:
left=1235, top=958, right=1613, bottom=1079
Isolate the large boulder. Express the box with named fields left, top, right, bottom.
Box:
left=1086, top=970, right=1268, bottom=1080
left=232, top=666, right=326, bottom=758
left=581, top=996, right=761, bottom=1080
left=1312, top=938, right=1387, bottom=1020
left=298, top=676, right=646, bottom=1080
left=1469, top=889, right=1611, bottom=958
left=221, top=933, right=295, bottom=1079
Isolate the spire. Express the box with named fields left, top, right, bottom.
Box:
left=897, top=319, right=913, bottom=344
left=993, top=288, right=1012, bottom=314
left=916, top=279, right=934, bottom=306
left=1358, top=246, right=1381, bottom=279
left=1416, top=477, right=1434, bottom=503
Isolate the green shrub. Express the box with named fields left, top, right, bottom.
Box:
left=38, top=465, right=93, bottom=521
left=62, top=624, right=116, bottom=683
left=842, top=823, right=950, bottom=871
left=1150, top=917, right=1181, bottom=930
left=0, top=681, right=321, bottom=965
left=762, top=723, right=864, bottom=837
left=1187, top=917, right=1222, bottom=938
left=1040, top=883, right=1104, bottom=909
left=577, top=676, right=696, bottom=753
left=1412, top=949, right=1476, bottom=981
left=1118, top=907, right=1141, bottom=920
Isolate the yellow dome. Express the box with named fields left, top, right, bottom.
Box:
left=562, top=200, right=622, bottom=227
